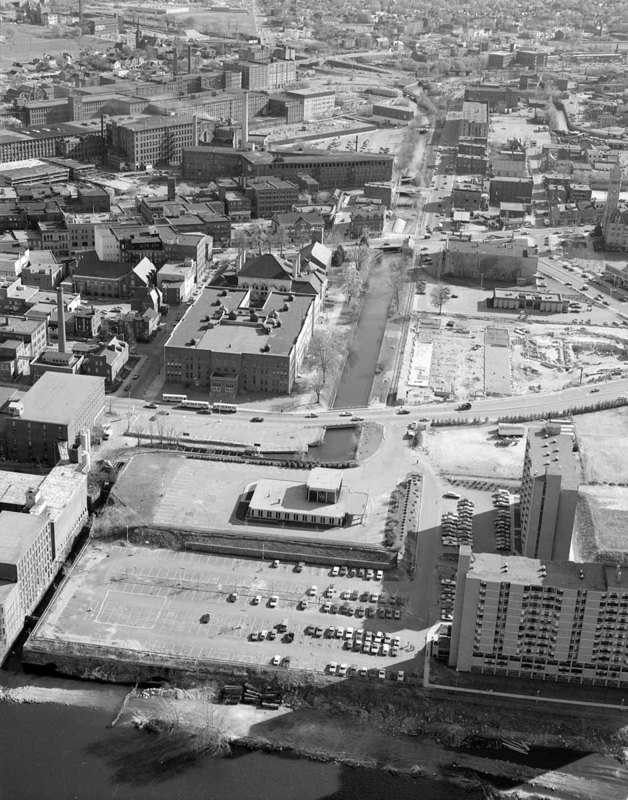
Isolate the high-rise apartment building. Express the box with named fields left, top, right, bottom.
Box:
left=519, top=425, right=579, bottom=561
left=449, top=547, right=628, bottom=687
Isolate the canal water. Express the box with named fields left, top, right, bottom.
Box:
left=307, top=426, right=360, bottom=462
left=333, top=255, right=394, bottom=409
left=0, top=682, right=485, bottom=800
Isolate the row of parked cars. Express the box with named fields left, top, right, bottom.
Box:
left=329, top=565, right=383, bottom=580
left=440, top=578, right=456, bottom=622
left=327, top=663, right=405, bottom=682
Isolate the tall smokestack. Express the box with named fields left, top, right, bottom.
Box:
left=242, top=90, right=249, bottom=149
left=173, top=46, right=178, bottom=77
left=78, top=0, right=83, bottom=27
left=192, top=114, right=198, bottom=147
left=57, top=286, right=67, bottom=354
left=188, top=45, right=192, bottom=74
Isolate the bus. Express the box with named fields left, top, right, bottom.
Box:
left=182, top=400, right=211, bottom=411
left=212, top=402, right=237, bottom=413
left=162, top=393, right=187, bottom=404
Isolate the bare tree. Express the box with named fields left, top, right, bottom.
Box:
left=305, top=330, right=343, bottom=402
left=341, top=263, right=363, bottom=304
left=351, top=244, right=373, bottom=273
left=430, top=285, right=451, bottom=315
left=270, top=226, right=289, bottom=256
left=388, top=260, right=408, bottom=311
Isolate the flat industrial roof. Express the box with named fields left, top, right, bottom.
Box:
left=462, top=101, right=488, bottom=124
left=165, top=286, right=314, bottom=358
left=0, top=510, right=49, bottom=565
left=20, top=372, right=104, bottom=426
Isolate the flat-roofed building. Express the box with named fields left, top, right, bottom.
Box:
left=461, top=101, right=489, bottom=139
left=0, top=315, right=47, bottom=359
left=449, top=546, right=628, bottom=687
left=464, top=85, right=518, bottom=112
left=107, top=116, right=197, bottom=170
left=452, top=180, right=483, bottom=211
left=163, top=286, right=315, bottom=398
left=284, top=89, right=335, bottom=121
left=247, top=470, right=367, bottom=527
left=245, top=176, right=299, bottom=218
left=182, top=147, right=393, bottom=190
left=442, top=236, right=538, bottom=285
left=5, top=372, right=105, bottom=465
left=492, top=288, right=568, bottom=313
left=0, top=511, right=54, bottom=664
left=520, top=424, right=580, bottom=562
left=489, top=176, right=533, bottom=206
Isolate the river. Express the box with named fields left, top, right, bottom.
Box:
left=0, top=674, right=485, bottom=800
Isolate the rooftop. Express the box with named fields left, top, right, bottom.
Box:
left=462, top=100, right=488, bottom=125
left=466, top=550, right=628, bottom=591
left=165, top=286, right=314, bottom=358
left=19, top=372, right=104, bottom=426
left=526, top=425, right=580, bottom=488
left=0, top=469, right=44, bottom=509
left=249, top=478, right=367, bottom=521
left=0, top=510, right=49, bottom=565
left=307, top=467, right=343, bottom=493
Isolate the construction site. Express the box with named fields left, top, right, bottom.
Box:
left=398, top=308, right=628, bottom=405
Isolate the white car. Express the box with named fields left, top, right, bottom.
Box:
left=338, top=664, right=348, bottom=677
left=271, top=655, right=281, bottom=666
left=330, top=566, right=340, bottom=577
left=268, top=595, right=278, bottom=608
left=375, top=570, right=383, bottom=581
left=251, top=595, right=261, bottom=605
left=328, top=662, right=338, bottom=675
left=339, top=411, right=352, bottom=417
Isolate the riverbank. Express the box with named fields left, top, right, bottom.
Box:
left=3, top=674, right=628, bottom=798
left=119, top=687, right=534, bottom=785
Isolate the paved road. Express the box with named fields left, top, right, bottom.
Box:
left=110, top=376, right=628, bottom=428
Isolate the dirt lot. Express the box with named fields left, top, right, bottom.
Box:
left=574, top=407, right=628, bottom=485
left=30, top=544, right=423, bottom=677
left=401, top=276, right=628, bottom=404
left=427, top=424, right=525, bottom=481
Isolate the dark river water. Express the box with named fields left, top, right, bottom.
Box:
left=0, top=679, right=485, bottom=800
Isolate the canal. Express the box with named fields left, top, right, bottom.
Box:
left=332, top=254, right=394, bottom=409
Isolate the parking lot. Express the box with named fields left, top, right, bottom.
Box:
left=30, top=544, right=424, bottom=680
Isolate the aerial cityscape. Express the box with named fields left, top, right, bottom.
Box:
left=0, top=0, right=628, bottom=797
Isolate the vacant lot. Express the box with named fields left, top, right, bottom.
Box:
left=575, top=407, right=628, bottom=485
left=0, top=25, right=106, bottom=67
left=428, top=425, right=524, bottom=480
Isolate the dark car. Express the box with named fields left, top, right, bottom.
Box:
left=251, top=416, right=264, bottom=423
